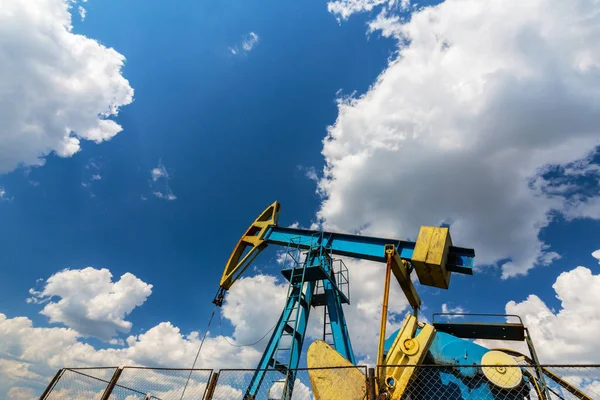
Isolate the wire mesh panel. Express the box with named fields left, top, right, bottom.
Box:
left=214, top=366, right=367, bottom=400
left=113, top=367, right=213, bottom=400
left=377, top=365, right=600, bottom=400
left=44, top=368, right=117, bottom=399
left=107, top=384, right=147, bottom=400
left=537, top=366, right=600, bottom=400
left=39, top=364, right=600, bottom=399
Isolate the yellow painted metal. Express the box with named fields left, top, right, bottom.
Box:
left=307, top=340, right=367, bottom=400
left=380, top=314, right=435, bottom=399
left=481, top=350, right=523, bottom=389
left=306, top=314, right=435, bottom=400
left=377, top=247, right=394, bottom=368
left=389, top=251, right=421, bottom=311
left=218, top=201, right=280, bottom=290
left=378, top=244, right=422, bottom=375
left=411, top=226, right=452, bottom=289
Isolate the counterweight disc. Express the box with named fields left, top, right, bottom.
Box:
left=481, top=350, right=522, bottom=389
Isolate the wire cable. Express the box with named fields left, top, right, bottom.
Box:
left=180, top=305, right=217, bottom=400
left=219, top=312, right=276, bottom=347
left=546, top=385, right=566, bottom=400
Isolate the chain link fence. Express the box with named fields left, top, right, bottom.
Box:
left=214, top=365, right=367, bottom=400
left=42, top=368, right=119, bottom=399
left=115, top=367, right=213, bottom=399
left=39, top=364, right=599, bottom=399
left=377, top=365, right=600, bottom=400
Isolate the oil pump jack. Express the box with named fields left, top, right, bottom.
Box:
left=36, top=201, right=594, bottom=400
left=213, top=201, right=476, bottom=399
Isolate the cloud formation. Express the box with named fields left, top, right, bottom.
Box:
left=78, top=5, right=86, bottom=21
left=149, top=161, right=176, bottom=200
left=0, top=261, right=412, bottom=397
left=441, top=303, right=466, bottom=318
left=320, top=0, right=600, bottom=278
left=0, top=0, right=133, bottom=174
left=27, top=267, right=153, bottom=341
left=327, top=0, right=388, bottom=21
left=6, top=261, right=600, bottom=397
left=229, top=32, right=260, bottom=55
left=0, top=272, right=290, bottom=397
left=242, top=32, right=259, bottom=52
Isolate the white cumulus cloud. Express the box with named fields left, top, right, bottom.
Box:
left=27, top=267, right=153, bottom=341
left=0, top=272, right=306, bottom=397
left=0, top=0, right=134, bottom=174
left=327, top=0, right=389, bottom=21
left=319, top=0, right=600, bottom=278
left=0, top=312, right=264, bottom=397
left=221, top=275, right=287, bottom=344
left=441, top=303, right=466, bottom=318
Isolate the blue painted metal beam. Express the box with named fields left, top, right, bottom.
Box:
left=264, top=226, right=475, bottom=274
left=324, top=282, right=355, bottom=364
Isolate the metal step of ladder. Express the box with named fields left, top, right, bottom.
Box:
left=272, top=264, right=309, bottom=371
left=323, top=304, right=335, bottom=349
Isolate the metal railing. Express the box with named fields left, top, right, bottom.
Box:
left=39, top=364, right=600, bottom=399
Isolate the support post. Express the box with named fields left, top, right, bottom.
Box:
left=525, top=328, right=550, bottom=400
left=377, top=248, right=393, bottom=367
left=39, top=368, right=64, bottom=400
left=244, top=280, right=316, bottom=398
left=368, top=368, right=377, bottom=400
left=324, top=282, right=355, bottom=364
left=204, top=372, right=219, bottom=400
left=100, top=367, right=123, bottom=400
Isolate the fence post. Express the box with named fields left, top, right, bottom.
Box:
left=39, top=368, right=64, bottom=400
left=204, top=372, right=219, bottom=400
left=368, top=368, right=376, bottom=400
left=100, top=367, right=123, bottom=400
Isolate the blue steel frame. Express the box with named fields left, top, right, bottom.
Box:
left=244, top=234, right=356, bottom=399
left=244, top=279, right=316, bottom=399
left=322, top=277, right=355, bottom=362
left=264, top=226, right=475, bottom=274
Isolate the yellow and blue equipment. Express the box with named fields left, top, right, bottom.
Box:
left=214, top=201, right=475, bottom=399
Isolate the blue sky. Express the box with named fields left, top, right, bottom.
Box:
left=0, top=0, right=396, bottom=330
left=1, top=0, right=600, bottom=397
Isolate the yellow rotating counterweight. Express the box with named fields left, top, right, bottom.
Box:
left=481, top=350, right=523, bottom=389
